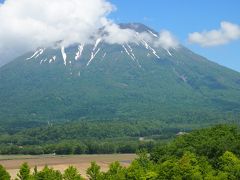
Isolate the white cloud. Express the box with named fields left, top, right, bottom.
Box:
left=101, top=20, right=137, bottom=44
left=0, top=0, right=179, bottom=65
left=154, top=30, right=179, bottom=49
left=188, top=21, right=240, bottom=47
left=0, top=0, right=114, bottom=64
left=101, top=25, right=179, bottom=50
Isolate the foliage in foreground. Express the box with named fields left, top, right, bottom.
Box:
left=1, top=151, right=240, bottom=180
left=1, top=124, right=240, bottom=179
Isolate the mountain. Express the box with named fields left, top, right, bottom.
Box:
left=0, top=23, right=240, bottom=129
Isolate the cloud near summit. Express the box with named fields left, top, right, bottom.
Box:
left=0, top=0, right=178, bottom=65
left=0, top=0, right=114, bottom=63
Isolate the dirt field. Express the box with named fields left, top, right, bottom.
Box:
left=0, top=154, right=136, bottom=179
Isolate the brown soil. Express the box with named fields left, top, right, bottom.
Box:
left=0, top=154, right=136, bottom=179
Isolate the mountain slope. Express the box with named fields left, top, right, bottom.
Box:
left=0, top=23, right=240, bottom=127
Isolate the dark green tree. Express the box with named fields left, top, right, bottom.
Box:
left=17, top=162, right=31, bottom=180
left=63, top=166, right=84, bottom=180
left=0, top=165, right=11, bottom=180
left=34, top=166, right=62, bottom=180
left=103, top=161, right=126, bottom=180
left=126, top=151, right=157, bottom=179
left=86, top=162, right=102, bottom=180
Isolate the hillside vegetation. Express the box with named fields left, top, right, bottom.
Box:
left=1, top=24, right=240, bottom=130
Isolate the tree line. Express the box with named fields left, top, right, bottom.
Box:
left=0, top=140, right=156, bottom=155
left=0, top=120, right=180, bottom=155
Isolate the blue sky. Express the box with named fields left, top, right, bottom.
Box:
left=0, top=0, right=239, bottom=72
left=109, top=0, right=240, bottom=71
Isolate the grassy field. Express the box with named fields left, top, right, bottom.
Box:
left=0, top=154, right=136, bottom=179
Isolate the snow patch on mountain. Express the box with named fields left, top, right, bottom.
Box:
left=102, top=52, right=107, bottom=60
left=26, top=48, right=45, bottom=60
left=87, top=48, right=101, bottom=66
left=122, top=44, right=135, bottom=61
left=167, top=49, right=172, bottom=56
left=75, top=44, right=84, bottom=60
left=49, top=56, right=56, bottom=63
left=61, top=46, right=67, bottom=66
left=141, top=39, right=160, bottom=59
left=93, top=38, right=102, bottom=51
left=148, top=30, right=158, bottom=38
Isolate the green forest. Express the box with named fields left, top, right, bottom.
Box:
left=1, top=112, right=239, bottom=155
left=0, top=120, right=187, bottom=155
left=1, top=124, right=240, bottom=179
